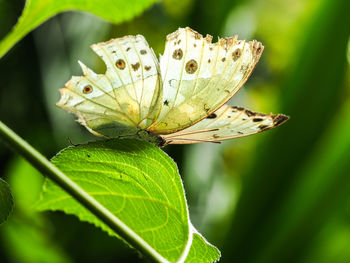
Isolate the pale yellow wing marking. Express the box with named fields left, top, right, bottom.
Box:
left=148, top=27, right=263, bottom=134
left=57, top=35, right=162, bottom=137
left=161, top=105, right=289, bottom=144
left=92, top=35, right=162, bottom=127
left=130, top=37, right=163, bottom=127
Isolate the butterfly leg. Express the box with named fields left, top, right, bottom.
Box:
left=67, top=137, right=89, bottom=147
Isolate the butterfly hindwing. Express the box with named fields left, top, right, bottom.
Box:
left=148, top=27, right=264, bottom=134
left=57, top=35, right=162, bottom=137
left=161, top=105, right=289, bottom=144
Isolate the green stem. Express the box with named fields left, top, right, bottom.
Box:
left=0, top=120, right=168, bottom=263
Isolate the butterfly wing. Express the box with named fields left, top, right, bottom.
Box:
left=57, top=35, right=162, bottom=137
left=161, top=105, right=289, bottom=144
left=148, top=27, right=263, bottom=134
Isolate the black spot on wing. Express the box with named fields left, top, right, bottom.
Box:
left=253, top=118, right=264, bottom=122
left=116, top=59, right=126, bottom=70
left=232, top=48, right=242, bottom=61
left=245, top=109, right=256, bottom=117
left=258, top=124, right=269, bottom=130
left=273, top=114, right=290, bottom=126
left=232, top=106, right=244, bottom=111
left=131, top=62, right=140, bottom=71
left=83, top=85, right=93, bottom=94
left=206, top=113, right=217, bottom=119
left=185, top=59, right=198, bottom=74
left=173, top=49, right=183, bottom=60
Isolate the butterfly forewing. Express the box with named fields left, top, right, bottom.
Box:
left=57, top=27, right=288, bottom=143
left=161, top=105, right=289, bottom=144
left=57, top=35, right=162, bottom=137
left=148, top=27, right=264, bottom=134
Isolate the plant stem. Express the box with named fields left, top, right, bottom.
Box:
left=0, top=120, right=168, bottom=263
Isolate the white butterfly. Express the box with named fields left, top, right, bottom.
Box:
left=57, top=27, right=288, bottom=147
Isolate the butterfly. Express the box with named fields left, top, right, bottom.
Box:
left=57, top=27, right=289, bottom=147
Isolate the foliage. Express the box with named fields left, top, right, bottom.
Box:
left=36, top=139, right=219, bottom=262
left=0, top=0, right=220, bottom=261
left=1, top=157, right=70, bottom=263
left=221, top=0, right=350, bottom=262
left=0, top=178, right=13, bottom=224
left=0, top=0, right=158, bottom=59
left=0, top=0, right=350, bottom=262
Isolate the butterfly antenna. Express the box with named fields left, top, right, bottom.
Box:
left=117, top=134, right=134, bottom=139
left=67, top=137, right=88, bottom=147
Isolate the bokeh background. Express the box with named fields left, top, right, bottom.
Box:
left=0, top=0, right=349, bottom=262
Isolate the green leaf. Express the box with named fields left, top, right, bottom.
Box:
left=0, top=0, right=158, bottom=59
left=36, top=139, right=219, bottom=262
left=0, top=177, right=14, bottom=224
left=2, top=219, right=72, bottom=263
left=1, top=157, right=71, bottom=263
left=185, top=233, right=221, bottom=263
left=6, top=157, right=44, bottom=212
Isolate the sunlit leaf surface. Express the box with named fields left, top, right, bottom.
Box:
left=1, top=0, right=349, bottom=261
left=36, top=139, right=219, bottom=262
left=185, top=233, right=221, bottom=263
left=0, top=0, right=158, bottom=59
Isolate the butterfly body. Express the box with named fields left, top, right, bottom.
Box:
left=57, top=27, right=288, bottom=146
left=134, top=130, right=166, bottom=147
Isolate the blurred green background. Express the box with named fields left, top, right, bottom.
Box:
left=0, top=0, right=349, bottom=262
